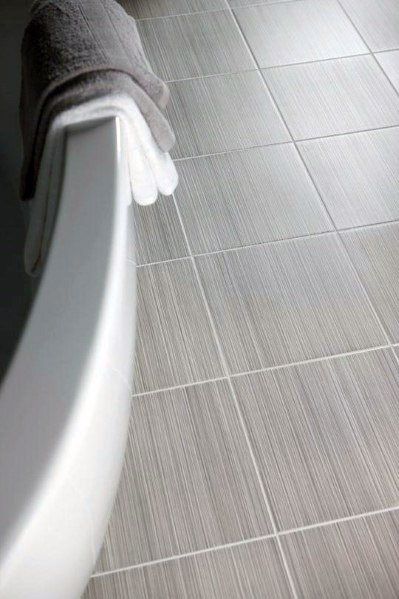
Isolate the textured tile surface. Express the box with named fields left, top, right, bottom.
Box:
left=134, top=259, right=223, bottom=393
left=340, top=0, right=399, bottom=52
left=96, top=381, right=272, bottom=570
left=342, top=223, right=399, bottom=342
left=196, top=234, right=386, bottom=373
left=377, top=50, right=399, bottom=91
left=229, top=0, right=300, bottom=6
left=138, top=11, right=254, bottom=81
left=233, top=349, right=399, bottom=529
left=282, top=511, right=399, bottom=598
left=265, top=56, right=399, bottom=140
left=175, top=145, right=331, bottom=254
left=117, top=0, right=226, bottom=19
left=298, top=128, right=399, bottom=228
left=166, top=71, right=289, bottom=158
left=133, top=195, right=188, bottom=264
left=87, top=538, right=292, bottom=598
left=235, top=0, right=366, bottom=68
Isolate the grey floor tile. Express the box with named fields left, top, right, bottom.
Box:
left=376, top=50, right=399, bottom=91
left=196, top=234, right=386, bottom=373
left=117, top=0, right=226, bottom=19
left=298, top=128, right=399, bottom=229
left=229, top=0, right=299, bottom=6
left=96, top=380, right=272, bottom=570
left=175, top=145, right=332, bottom=254
left=134, top=259, right=223, bottom=393
left=342, top=223, right=399, bottom=342
left=87, top=538, right=292, bottom=598
left=167, top=71, right=289, bottom=158
left=265, top=56, right=399, bottom=140
left=235, top=0, right=366, bottom=68
left=133, top=196, right=188, bottom=265
left=340, top=0, right=399, bottom=52
left=233, top=349, right=399, bottom=530
left=282, top=511, right=399, bottom=598
left=138, top=11, right=254, bottom=81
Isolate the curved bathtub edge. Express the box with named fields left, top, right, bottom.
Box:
left=0, top=117, right=136, bottom=598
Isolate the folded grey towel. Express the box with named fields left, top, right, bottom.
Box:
left=20, top=0, right=175, bottom=200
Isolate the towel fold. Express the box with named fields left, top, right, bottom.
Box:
left=20, top=0, right=176, bottom=201
left=24, top=93, right=178, bottom=276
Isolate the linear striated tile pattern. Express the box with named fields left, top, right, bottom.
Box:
left=282, top=511, right=399, bottom=598
left=86, top=537, right=292, bottom=599
left=265, top=56, right=399, bottom=140
left=138, top=11, right=254, bottom=81
left=196, top=234, right=386, bottom=373
left=298, top=127, right=399, bottom=229
left=340, top=0, right=399, bottom=52
left=376, top=50, right=399, bottom=92
left=134, top=259, right=223, bottom=393
left=117, top=0, right=226, bottom=19
left=233, top=349, right=399, bottom=529
left=342, top=223, right=399, bottom=342
left=166, top=71, right=290, bottom=158
left=228, top=0, right=301, bottom=6
left=86, top=0, right=399, bottom=596
left=235, top=0, right=366, bottom=68
left=133, top=195, right=188, bottom=265
left=175, top=145, right=332, bottom=254
left=96, top=380, right=272, bottom=570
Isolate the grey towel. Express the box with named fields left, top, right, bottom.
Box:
left=20, top=0, right=175, bottom=200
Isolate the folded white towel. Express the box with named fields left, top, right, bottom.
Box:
left=24, top=94, right=178, bottom=276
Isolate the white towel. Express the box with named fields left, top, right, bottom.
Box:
left=24, top=94, right=178, bottom=276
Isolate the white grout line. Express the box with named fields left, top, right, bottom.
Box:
left=121, top=1, right=399, bottom=590
left=134, top=0, right=304, bottom=22
left=132, top=375, right=228, bottom=398
left=277, top=504, right=399, bottom=537
left=225, top=1, right=394, bottom=351
left=171, top=123, right=399, bottom=162
left=169, top=178, right=297, bottom=598
left=133, top=218, right=399, bottom=270
left=132, top=343, right=395, bottom=398
left=335, top=0, right=399, bottom=100
left=91, top=504, right=399, bottom=579
left=163, top=51, right=373, bottom=85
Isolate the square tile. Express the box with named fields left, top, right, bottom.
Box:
left=282, top=511, right=399, bottom=598
left=234, top=0, right=366, bottom=68
left=228, top=0, right=298, bottom=6
left=167, top=71, right=289, bottom=158
left=233, top=349, right=399, bottom=530
left=87, top=538, right=292, bottom=598
left=377, top=50, right=399, bottom=91
left=133, top=195, right=188, bottom=265
left=342, top=223, right=399, bottom=342
left=298, top=128, right=399, bottom=229
left=117, top=0, right=226, bottom=19
left=340, top=0, right=399, bottom=52
left=196, top=234, right=386, bottom=373
left=96, top=380, right=272, bottom=570
left=175, top=144, right=331, bottom=254
left=265, top=56, right=399, bottom=140
left=134, top=259, right=223, bottom=393
left=138, top=11, right=254, bottom=81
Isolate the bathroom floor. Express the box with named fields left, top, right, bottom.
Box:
left=85, top=0, right=399, bottom=597
left=85, top=0, right=399, bottom=599
left=0, top=2, right=398, bottom=598
left=75, top=0, right=399, bottom=597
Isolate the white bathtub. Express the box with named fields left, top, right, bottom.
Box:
left=0, top=117, right=135, bottom=598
